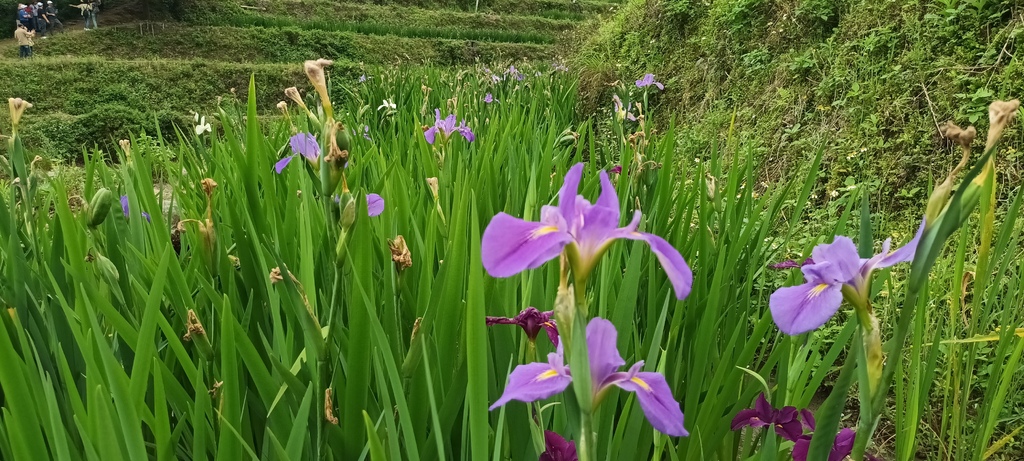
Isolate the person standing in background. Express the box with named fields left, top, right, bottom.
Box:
left=15, top=22, right=34, bottom=58
left=45, top=1, right=63, bottom=34
left=18, top=4, right=34, bottom=31
left=35, top=3, right=48, bottom=38
left=84, top=0, right=100, bottom=30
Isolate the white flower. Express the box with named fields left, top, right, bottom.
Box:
left=195, top=116, right=212, bottom=135
left=378, top=99, right=396, bottom=111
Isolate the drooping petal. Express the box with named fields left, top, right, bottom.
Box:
left=366, top=194, right=384, bottom=217
left=558, top=163, right=585, bottom=229
left=615, top=370, right=688, bottom=436
left=481, top=212, right=572, bottom=278
left=830, top=428, right=856, bottom=461
left=274, top=155, right=295, bottom=174
left=730, top=408, right=770, bottom=430
left=809, top=237, right=861, bottom=283
left=791, top=435, right=812, bottom=461
left=490, top=354, right=572, bottom=410
left=141, top=212, right=152, bottom=223
left=655, top=82, right=664, bottom=90
left=586, top=318, right=626, bottom=385
left=541, top=319, right=560, bottom=347
left=875, top=217, right=926, bottom=269
left=620, top=232, right=693, bottom=300
left=799, top=409, right=816, bottom=432
left=424, top=127, right=438, bottom=145
left=768, top=281, right=844, bottom=335
left=457, top=122, right=475, bottom=142
left=289, top=133, right=320, bottom=160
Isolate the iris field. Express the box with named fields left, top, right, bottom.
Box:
left=1, top=60, right=1023, bottom=461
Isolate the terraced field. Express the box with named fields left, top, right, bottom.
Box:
left=1, top=0, right=622, bottom=159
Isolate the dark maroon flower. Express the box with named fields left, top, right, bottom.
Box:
left=609, top=165, right=622, bottom=174
left=539, top=431, right=578, bottom=461
left=731, top=393, right=804, bottom=442
left=486, top=307, right=559, bottom=346
left=792, top=428, right=854, bottom=461
left=769, top=257, right=814, bottom=269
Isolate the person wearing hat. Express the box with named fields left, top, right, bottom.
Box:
left=17, top=4, right=34, bottom=31
left=34, top=2, right=48, bottom=38
left=15, top=22, right=35, bottom=58
left=44, top=1, right=63, bottom=35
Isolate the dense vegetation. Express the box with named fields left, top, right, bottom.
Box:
left=576, top=0, right=1024, bottom=217
left=1, top=1, right=1023, bottom=460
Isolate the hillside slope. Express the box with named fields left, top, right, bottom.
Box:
left=575, top=0, right=1024, bottom=216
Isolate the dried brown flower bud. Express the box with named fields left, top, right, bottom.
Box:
left=304, top=59, right=334, bottom=116
left=119, top=139, right=132, bottom=159
left=183, top=309, right=206, bottom=342
left=324, top=388, right=339, bottom=425
left=269, top=267, right=284, bottom=284
left=940, top=122, right=976, bottom=150
left=389, top=235, right=413, bottom=272
left=8, top=98, right=32, bottom=129
left=284, top=87, right=305, bottom=107
left=201, top=178, right=218, bottom=197
left=986, top=99, right=1020, bottom=151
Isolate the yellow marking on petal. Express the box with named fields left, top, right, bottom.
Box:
left=807, top=283, right=830, bottom=299
left=631, top=232, right=643, bottom=237
left=630, top=376, right=652, bottom=392
left=535, top=369, right=560, bottom=381
left=542, top=322, right=554, bottom=328
left=531, top=226, right=560, bottom=239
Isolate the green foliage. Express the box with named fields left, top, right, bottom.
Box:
left=12, top=25, right=553, bottom=64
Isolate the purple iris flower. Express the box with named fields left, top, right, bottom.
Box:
left=481, top=163, right=692, bottom=300
left=769, top=220, right=926, bottom=335
left=484, top=93, right=495, bottom=104
left=358, top=74, right=368, bottom=83
left=363, top=125, right=371, bottom=141
left=507, top=65, right=524, bottom=81
left=333, top=193, right=385, bottom=217
left=635, top=74, right=664, bottom=90
left=120, top=195, right=151, bottom=222
left=490, top=317, right=688, bottom=437
left=275, top=132, right=321, bottom=174
left=553, top=62, right=569, bottom=72
left=539, top=431, right=578, bottom=461
left=730, top=393, right=804, bottom=441
left=424, top=109, right=475, bottom=144
left=486, top=307, right=559, bottom=346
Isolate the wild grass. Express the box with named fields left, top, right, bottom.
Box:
left=1, top=62, right=1022, bottom=461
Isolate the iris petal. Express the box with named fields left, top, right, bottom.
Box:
left=619, top=232, right=693, bottom=300
left=424, top=127, right=438, bottom=145
left=876, top=218, right=926, bottom=269
left=481, top=213, right=572, bottom=277
left=769, top=281, right=844, bottom=335
left=274, top=155, right=295, bottom=174
left=490, top=355, right=572, bottom=410
left=615, top=371, right=688, bottom=436
left=366, top=194, right=384, bottom=217
left=559, top=163, right=585, bottom=230
left=585, top=318, right=625, bottom=385
left=809, top=237, right=861, bottom=283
